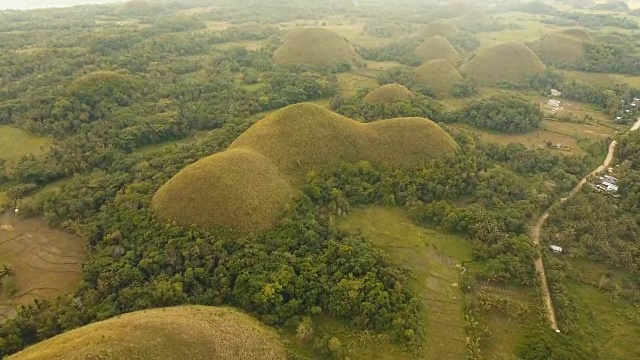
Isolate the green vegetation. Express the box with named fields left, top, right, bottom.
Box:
left=414, top=59, right=463, bottom=98
left=363, top=84, right=415, bottom=103
left=421, top=21, right=458, bottom=38
left=451, top=94, right=543, bottom=133
left=460, top=43, right=546, bottom=85
left=0, top=126, right=51, bottom=169
left=414, top=36, right=460, bottom=64
left=273, top=28, right=363, bottom=69
left=8, top=306, right=287, bottom=360
left=153, top=103, right=458, bottom=232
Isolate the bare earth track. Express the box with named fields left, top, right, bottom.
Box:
left=533, top=117, right=640, bottom=331
left=0, top=212, right=85, bottom=320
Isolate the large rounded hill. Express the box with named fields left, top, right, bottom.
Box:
left=363, top=84, right=415, bottom=103
left=415, top=36, right=461, bottom=63
left=531, top=29, right=593, bottom=65
left=8, top=306, right=287, bottom=360
left=273, top=28, right=363, bottom=67
left=415, top=59, right=463, bottom=97
left=460, top=43, right=546, bottom=84
left=153, top=103, right=458, bottom=232
left=421, top=21, right=459, bottom=38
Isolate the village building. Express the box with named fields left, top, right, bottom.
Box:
left=547, top=99, right=561, bottom=108
left=550, top=245, right=563, bottom=253
left=551, top=89, right=562, bottom=97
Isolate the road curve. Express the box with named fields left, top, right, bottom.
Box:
left=531, top=140, right=618, bottom=331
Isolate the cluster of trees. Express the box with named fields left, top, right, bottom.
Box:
left=518, top=2, right=638, bottom=29
left=448, top=95, right=543, bottom=133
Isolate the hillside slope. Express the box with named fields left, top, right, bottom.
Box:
left=153, top=103, right=458, bottom=232
left=460, top=43, right=546, bottom=84
left=415, top=35, right=461, bottom=63
left=273, top=28, right=363, bottom=67
left=415, top=59, right=463, bottom=97
left=9, top=306, right=287, bottom=360
left=363, top=84, right=416, bottom=103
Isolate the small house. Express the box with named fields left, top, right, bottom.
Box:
left=550, top=245, right=563, bottom=253
left=547, top=99, right=561, bottom=108
left=603, top=175, right=618, bottom=184
left=551, top=89, right=562, bottom=97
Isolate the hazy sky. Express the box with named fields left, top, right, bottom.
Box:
left=0, top=0, right=122, bottom=10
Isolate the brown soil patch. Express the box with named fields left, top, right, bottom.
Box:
left=0, top=212, right=85, bottom=321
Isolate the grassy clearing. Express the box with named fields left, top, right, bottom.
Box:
left=279, top=21, right=398, bottom=48
left=0, top=212, right=86, bottom=321
left=366, top=60, right=403, bottom=71
left=338, top=207, right=471, bottom=360
left=138, top=131, right=210, bottom=156
left=0, top=192, right=6, bottom=211
left=477, top=13, right=556, bottom=47
left=336, top=73, right=378, bottom=97
left=561, top=70, right=640, bottom=89
left=564, top=281, right=640, bottom=360
left=0, top=126, right=51, bottom=166
left=153, top=103, right=458, bottom=232
left=8, top=306, right=287, bottom=360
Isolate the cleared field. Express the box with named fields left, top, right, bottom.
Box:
left=476, top=13, right=557, bottom=48
left=366, top=60, right=403, bottom=71
left=336, top=73, right=378, bottom=97
left=561, top=70, right=640, bottom=89
left=8, top=306, right=287, bottom=360
left=454, top=123, right=584, bottom=155
left=543, top=120, right=614, bottom=141
left=565, top=281, right=640, bottom=360
left=338, top=207, right=472, bottom=360
left=0, top=212, right=85, bottom=320
left=138, top=131, right=210, bottom=155
left=0, top=126, right=51, bottom=167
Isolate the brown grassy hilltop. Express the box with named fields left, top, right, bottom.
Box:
left=363, top=84, right=416, bottom=103
left=8, top=306, right=287, bottom=360
left=273, top=27, right=363, bottom=67
left=460, top=42, right=546, bottom=84
left=153, top=103, right=458, bottom=232
left=421, top=21, right=459, bottom=38
left=415, top=35, right=461, bottom=63
left=532, top=29, right=593, bottom=65
left=415, top=59, right=463, bottom=97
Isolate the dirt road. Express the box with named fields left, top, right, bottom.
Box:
left=532, top=139, right=618, bottom=331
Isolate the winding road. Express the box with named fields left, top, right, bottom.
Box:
left=532, top=117, right=640, bottom=331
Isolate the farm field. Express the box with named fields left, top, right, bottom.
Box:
left=561, top=70, right=640, bottom=89
left=0, top=212, right=85, bottom=320
left=336, top=73, right=378, bottom=97
left=0, top=126, right=51, bottom=167
left=338, top=207, right=472, bottom=360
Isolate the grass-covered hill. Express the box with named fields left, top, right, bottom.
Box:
left=414, top=35, right=461, bottom=63
left=272, top=28, right=363, bottom=67
left=415, top=59, right=463, bottom=97
left=421, top=21, right=459, bottom=38
left=8, top=306, right=287, bottom=360
left=460, top=42, right=546, bottom=84
left=363, top=84, right=415, bottom=103
left=153, top=103, right=458, bottom=232
left=532, top=29, right=593, bottom=65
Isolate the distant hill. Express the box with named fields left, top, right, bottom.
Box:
left=273, top=28, right=363, bottom=68
left=8, top=306, right=287, bottom=360
left=532, top=29, right=592, bottom=65
left=415, top=36, right=461, bottom=63
left=364, top=84, right=416, bottom=103
left=415, top=59, right=464, bottom=97
left=460, top=43, right=546, bottom=84
left=153, top=103, right=458, bottom=232
left=0, top=0, right=120, bottom=10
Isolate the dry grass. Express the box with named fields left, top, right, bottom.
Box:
left=414, top=36, right=461, bottom=64
left=558, top=28, right=593, bottom=43
left=420, top=21, right=458, bottom=39
left=561, top=70, right=640, bottom=89
left=0, top=212, right=85, bottom=320
left=365, top=60, right=403, bottom=71
left=532, top=33, right=586, bottom=65
left=460, top=42, right=546, bottom=84
left=415, top=59, right=463, bottom=98
left=273, top=28, right=363, bottom=67
left=336, top=73, right=378, bottom=97
left=363, top=84, right=415, bottom=103
left=9, top=306, right=287, bottom=360
left=153, top=103, right=458, bottom=232
left=0, top=126, right=51, bottom=172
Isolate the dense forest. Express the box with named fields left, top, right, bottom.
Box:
left=0, top=0, right=639, bottom=359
